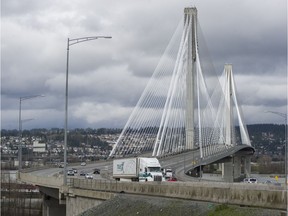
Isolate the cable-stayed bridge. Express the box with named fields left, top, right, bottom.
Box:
left=109, top=7, right=254, bottom=181
left=17, top=8, right=280, bottom=215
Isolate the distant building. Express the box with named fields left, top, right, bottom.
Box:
left=33, top=140, right=46, bottom=153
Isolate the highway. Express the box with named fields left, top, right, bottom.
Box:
left=26, top=151, right=200, bottom=182
left=25, top=145, right=255, bottom=183
left=22, top=148, right=284, bottom=186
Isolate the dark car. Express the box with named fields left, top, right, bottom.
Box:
left=93, top=169, right=100, bottom=174
left=80, top=171, right=86, bottom=176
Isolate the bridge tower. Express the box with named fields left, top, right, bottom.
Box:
left=221, top=63, right=252, bottom=182
left=224, top=64, right=233, bottom=146
left=223, top=63, right=251, bottom=147
left=184, top=7, right=197, bottom=151
left=109, top=7, right=253, bottom=169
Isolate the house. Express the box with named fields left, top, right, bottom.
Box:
left=33, top=140, right=46, bottom=153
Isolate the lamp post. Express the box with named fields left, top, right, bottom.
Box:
left=19, top=95, right=45, bottom=171
left=266, top=111, right=287, bottom=215
left=64, top=36, right=112, bottom=186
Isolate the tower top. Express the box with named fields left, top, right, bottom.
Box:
left=224, top=64, right=233, bottom=73
left=184, top=7, right=197, bottom=15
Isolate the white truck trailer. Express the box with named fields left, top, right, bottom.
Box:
left=112, top=157, right=163, bottom=182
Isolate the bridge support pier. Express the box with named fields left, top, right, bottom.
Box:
left=244, top=155, right=251, bottom=177
left=222, top=155, right=242, bottom=182
left=233, top=155, right=241, bottom=179
left=222, top=161, right=233, bottom=182
left=66, top=196, right=104, bottom=215
left=222, top=155, right=251, bottom=182
left=42, top=194, right=66, bottom=216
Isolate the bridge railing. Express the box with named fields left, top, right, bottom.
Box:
left=183, top=144, right=254, bottom=173
left=68, top=178, right=286, bottom=210
left=18, top=172, right=63, bottom=189
left=18, top=172, right=287, bottom=210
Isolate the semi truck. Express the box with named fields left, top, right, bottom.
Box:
left=112, top=157, right=163, bottom=182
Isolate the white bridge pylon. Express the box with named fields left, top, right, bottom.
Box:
left=109, top=7, right=251, bottom=158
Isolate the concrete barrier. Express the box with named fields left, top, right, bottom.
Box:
left=70, top=179, right=286, bottom=210
left=19, top=172, right=63, bottom=188
left=18, top=173, right=286, bottom=211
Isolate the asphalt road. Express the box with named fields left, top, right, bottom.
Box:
left=26, top=150, right=202, bottom=182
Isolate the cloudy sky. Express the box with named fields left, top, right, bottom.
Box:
left=1, top=0, right=287, bottom=130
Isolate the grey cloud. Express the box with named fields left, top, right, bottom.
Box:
left=1, top=0, right=286, bottom=129
left=2, top=0, right=52, bottom=16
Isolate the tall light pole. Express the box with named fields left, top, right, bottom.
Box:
left=266, top=111, right=287, bottom=215
left=19, top=95, right=45, bottom=171
left=64, top=36, right=112, bottom=186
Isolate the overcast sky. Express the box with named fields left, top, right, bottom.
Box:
left=1, top=0, right=287, bottom=130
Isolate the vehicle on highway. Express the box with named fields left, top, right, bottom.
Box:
left=243, top=178, right=257, bottom=183
left=163, top=168, right=173, bottom=179
left=59, top=162, right=68, bottom=168
left=167, top=177, right=177, bottom=182
left=72, top=168, right=78, bottom=173
left=67, top=170, right=74, bottom=176
left=139, top=172, right=153, bottom=182
left=81, top=162, right=86, bottom=166
left=112, top=157, right=163, bottom=182
left=85, top=173, right=93, bottom=179
left=93, top=168, right=100, bottom=174
left=79, top=171, right=86, bottom=176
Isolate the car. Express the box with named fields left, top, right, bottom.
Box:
left=79, top=171, right=86, bottom=176
left=72, top=168, right=78, bottom=173
left=67, top=170, right=74, bottom=176
left=243, top=178, right=257, bottom=183
left=85, top=173, right=93, bottom=179
left=167, top=177, right=177, bottom=182
left=81, top=162, right=86, bottom=166
left=58, top=162, right=68, bottom=168
left=93, top=169, right=100, bottom=174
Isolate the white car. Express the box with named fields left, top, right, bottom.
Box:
left=85, top=173, right=93, bottom=179
left=81, top=162, right=86, bottom=166
left=67, top=170, right=74, bottom=176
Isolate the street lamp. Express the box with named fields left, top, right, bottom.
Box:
left=19, top=95, right=45, bottom=171
left=266, top=111, right=287, bottom=215
left=64, top=36, right=112, bottom=185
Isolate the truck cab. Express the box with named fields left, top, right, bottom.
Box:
left=139, top=172, right=153, bottom=182
left=139, top=157, right=163, bottom=181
